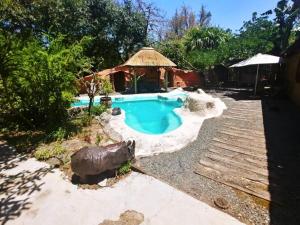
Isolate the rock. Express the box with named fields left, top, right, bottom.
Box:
left=112, top=107, right=121, bottom=116
left=99, top=210, right=144, bottom=225
left=98, top=178, right=108, bottom=187
left=47, top=157, right=62, bottom=168
left=186, top=95, right=214, bottom=113
left=197, top=88, right=206, bottom=94
left=103, top=124, right=123, bottom=142
left=214, top=197, right=229, bottom=210
left=98, top=112, right=112, bottom=126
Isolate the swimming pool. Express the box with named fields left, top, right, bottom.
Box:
left=113, top=99, right=183, bottom=135
left=73, top=94, right=185, bottom=135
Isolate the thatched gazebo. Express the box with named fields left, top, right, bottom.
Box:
left=123, top=47, right=176, bottom=93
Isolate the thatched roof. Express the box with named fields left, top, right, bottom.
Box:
left=123, top=47, right=177, bottom=67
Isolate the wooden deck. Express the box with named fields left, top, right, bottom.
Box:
left=194, top=99, right=282, bottom=203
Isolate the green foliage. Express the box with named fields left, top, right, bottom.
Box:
left=187, top=49, right=219, bottom=70
left=184, top=27, right=232, bottom=52
left=80, top=113, right=93, bottom=127
left=117, top=161, right=132, bottom=176
left=90, top=105, right=107, bottom=116
left=34, top=143, right=66, bottom=161
left=0, top=34, right=92, bottom=127
left=44, top=116, right=88, bottom=142
left=50, top=127, right=68, bottom=142
left=95, top=133, right=102, bottom=146
left=101, top=79, right=114, bottom=97
left=272, top=0, right=300, bottom=53
left=0, top=0, right=150, bottom=130
left=157, top=40, right=192, bottom=69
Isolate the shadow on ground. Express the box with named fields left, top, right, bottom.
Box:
left=0, top=143, right=53, bottom=225
left=261, top=97, right=300, bottom=225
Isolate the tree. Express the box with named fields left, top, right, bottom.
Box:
left=272, top=0, right=300, bottom=53
left=184, top=27, right=232, bottom=52
left=135, top=0, right=164, bottom=42
left=168, top=5, right=197, bottom=38
left=198, top=5, right=212, bottom=27
left=81, top=72, right=101, bottom=115
left=157, top=39, right=193, bottom=69
left=0, top=35, right=92, bottom=127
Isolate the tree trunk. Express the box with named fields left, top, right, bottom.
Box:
left=88, top=96, right=94, bottom=115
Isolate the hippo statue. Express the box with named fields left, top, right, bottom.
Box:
left=71, top=140, right=135, bottom=181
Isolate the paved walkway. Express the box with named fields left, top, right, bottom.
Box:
left=0, top=157, right=243, bottom=225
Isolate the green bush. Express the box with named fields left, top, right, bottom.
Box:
left=51, top=127, right=68, bottom=141
left=90, top=104, right=107, bottom=116
left=117, top=161, right=131, bottom=176
left=80, top=113, right=93, bottom=126
left=95, top=133, right=103, bottom=146
left=0, top=34, right=92, bottom=128
left=101, top=79, right=113, bottom=97
left=34, top=144, right=66, bottom=161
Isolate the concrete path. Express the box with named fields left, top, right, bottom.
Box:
left=0, top=158, right=243, bottom=225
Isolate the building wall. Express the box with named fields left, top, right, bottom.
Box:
left=169, top=69, right=202, bottom=87
left=285, top=53, right=300, bottom=106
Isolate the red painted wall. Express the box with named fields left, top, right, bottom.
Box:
left=168, top=68, right=202, bottom=87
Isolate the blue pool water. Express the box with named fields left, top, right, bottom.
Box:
left=113, top=99, right=183, bottom=135
left=72, top=95, right=184, bottom=135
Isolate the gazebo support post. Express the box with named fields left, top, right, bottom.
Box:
left=164, top=69, right=168, bottom=92
left=254, top=64, right=260, bottom=96
left=134, top=72, right=137, bottom=94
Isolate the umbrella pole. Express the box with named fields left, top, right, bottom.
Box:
left=254, top=64, right=260, bottom=96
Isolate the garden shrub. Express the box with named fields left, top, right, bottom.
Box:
left=117, top=161, right=132, bottom=176
left=90, top=105, right=107, bottom=116
left=95, top=133, right=103, bottom=146
left=0, top=34, right=92, bottom=128
left=34, top=144, right=66, bottom=161
left=51, top=127, right=68, bottom=141
left=80, top=113, right=93, bottom=126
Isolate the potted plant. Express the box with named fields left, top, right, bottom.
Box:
left=100, top=78, right=113, bottom=107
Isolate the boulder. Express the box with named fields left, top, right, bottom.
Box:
left=98, top=111, right=112, bottom=126
left=184, top=89, right=226, bottom=117
left=112, top=107, right=121, bottom=116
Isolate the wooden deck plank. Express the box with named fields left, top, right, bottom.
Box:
left=221, top=125, right=265, bottom=136
left=218, top=130, right=266, bottom=143
left=207, top=148, right=268, bottom=168
left=215, top=135, right=267, bottom=149
left=213, top=138, right=267, bottom=153
left=208, top=148, right=268, bottom=165
left=222, top=122, right=265, bottom=132
left=222, top=115, right=261, bottom=123
left=194, top=165, right=273, bottom=202
left=197, top=159, right=270, bottom=187
left=204, top=152, right=269, bottom=177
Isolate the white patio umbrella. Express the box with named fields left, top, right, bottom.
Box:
left=230, top=53, right=281, bottom=95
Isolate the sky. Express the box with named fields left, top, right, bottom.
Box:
left=152, top=0, right=279, bottom=32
